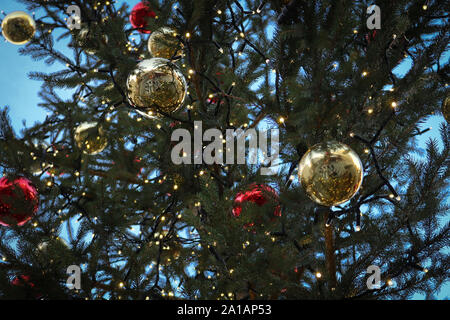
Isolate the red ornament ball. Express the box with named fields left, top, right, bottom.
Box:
left=0, top=177, right=39, bottom=227
left=129, top=2, right=156, bottom=34
left=232, top=184, right=281, bottom=218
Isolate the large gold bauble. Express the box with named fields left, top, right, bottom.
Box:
left=298, top=141, right=364, bottom=207
left=74, top=122, right=108, bottom=155
left=148, top=27, right=183, bottom=60
left=1, top=11, right=36, bottom=45
left=443, top=96, right=449, bottom=123
left=126, top=58, right=187, bottom=118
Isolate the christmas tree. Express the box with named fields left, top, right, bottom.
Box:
left=0, top=0, right=448, bottom=301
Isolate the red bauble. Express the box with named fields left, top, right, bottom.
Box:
left=232, top=184, right=281, bottom=219
left=0, top=177, right=39, bottom=227
left=129, top=2, right=156, bottom=34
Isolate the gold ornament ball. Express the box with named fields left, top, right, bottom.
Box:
left=443, top=96, right=449, bottom=123
left=126, top=58, right=187, bottom=118
left=74, top=122, right=108, bottom=155
left=298, top=141, right=364, bottom=207
left=1, top=11, right=36, bottom=45
left=148, top=27, right=183, bottom=60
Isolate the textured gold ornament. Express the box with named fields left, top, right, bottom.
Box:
left=443, top=96, right=449, bottom=123
left=298, top=141, right=364, bottom=207
left=126, top=58, right=187, bottom=117
left=148, top=27, right=183, bottom=60
left=1, top=11, right=36, bottom=45
left=74, top=122, right=108, bottom=155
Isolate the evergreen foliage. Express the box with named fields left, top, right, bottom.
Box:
left=0, top=0, right=448, bottom=300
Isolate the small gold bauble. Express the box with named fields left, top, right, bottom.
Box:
left=298, top=141, right=364, bottom=207
left=443, top=96, right=449, bottom=123
left=148, top=27, right=183, bottom=60
left=1, top=11, right=36, bottom=45
left=126, top=58, right=187, bottom=118
left=74, top=122, right=108, bottom=155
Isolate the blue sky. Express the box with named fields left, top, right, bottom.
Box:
left=0, top=0, right=447, bottom=299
